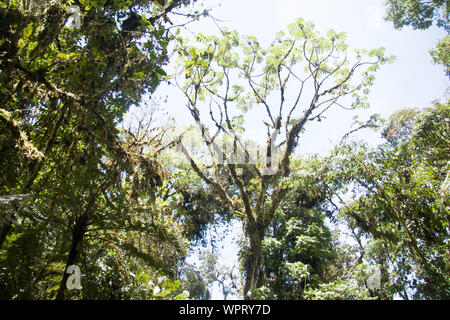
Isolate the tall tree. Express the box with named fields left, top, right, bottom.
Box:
left=174, top=18, right=392, bottom=298
left=0, top=0, right=199, bottom=299
left=0, top=0, right=195, bottom=249
left=0, top=101, right=190, bottom=299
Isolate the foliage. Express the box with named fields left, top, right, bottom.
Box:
left=333, top=102, right=450, bottom=299
left=256, top=158, right=341, bottom=299
left=252, top=157, right=382, bottom=300
left=1, top=0, right=447, bottom=301
left=0, top=0, right=198, bottom=300
left=430, top=35, right=450, bottom=76
left=384, top=0, right=449, bottom=31
left=173, top=17, right=391, bottom=298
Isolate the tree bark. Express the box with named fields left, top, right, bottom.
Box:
left=55, top=214, right=87, bottom=300
left=0, top=204, right=19, bottom=249
left=0, top=221, right=13, bottom=249
left=243, top=220, right=265, bottom=300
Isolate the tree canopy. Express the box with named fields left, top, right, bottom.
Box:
left=0, top=0, right=448, bottom=301
left=173, top=18, right=391, bottom=298
left=332, top=102, right=449, bottom=299
left=0, top=0, right=198, bottom=300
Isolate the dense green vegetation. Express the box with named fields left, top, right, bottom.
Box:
left=0, top=0, right=448, bottom=300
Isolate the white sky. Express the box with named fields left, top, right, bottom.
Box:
left=152, top=0, right=449, bottom=299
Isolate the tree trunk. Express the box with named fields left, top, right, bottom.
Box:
left=243, top=222, right=265, bottom=300
left=0, top=221, right=13, bottom=249
left=55, top=214, right=87, bottom=300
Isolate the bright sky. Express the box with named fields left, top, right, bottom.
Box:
left=159, top=0, right=448, bottom=155
left=155, top=0, right=449, bottom=299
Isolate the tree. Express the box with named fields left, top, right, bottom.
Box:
left=174, top=18, right=392, bottom=299
left=257, top=157, right=359, bottom=299
left=0, top=0, right=200, bottom=299
left=0, top=0, right=195, bottom=248
left=333, top=102, right=450, bottom=299
left=384, top=0, right=449, bottom=31
left=0, top=101, right=190, bottom=299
